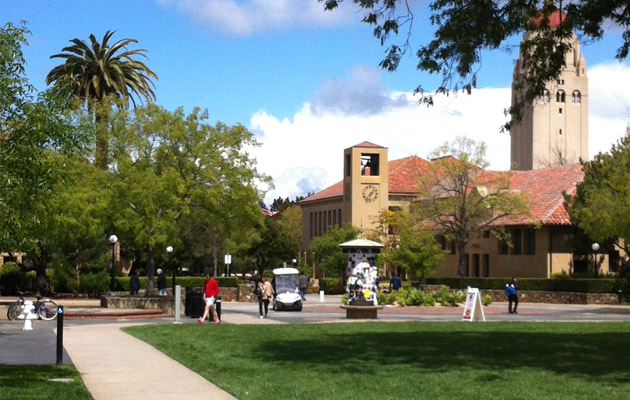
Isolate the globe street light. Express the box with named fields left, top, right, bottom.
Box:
left=166, top=246, right=174, bottom=292
left=108, top=235, right=118, bottom=292
left=592, top=243, right=600, bottom=276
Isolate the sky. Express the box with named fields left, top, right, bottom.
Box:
left=3, top=1, right=630, bottom=204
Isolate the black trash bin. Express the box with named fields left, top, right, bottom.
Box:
left=209, top=296, right=221, bottom=322
left=188, top=287, right=204, bottom=318
left=185, top=288, right=192, bottom=316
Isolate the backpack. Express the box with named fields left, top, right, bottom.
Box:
left=505, top=284, right=515, bottom=296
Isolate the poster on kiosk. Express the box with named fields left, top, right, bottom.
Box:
left=462, top=287, right=486, bottom=322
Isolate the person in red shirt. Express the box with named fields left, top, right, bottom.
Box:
left=199, top=272, right=220, bottom=324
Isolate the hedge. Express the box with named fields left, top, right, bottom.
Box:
left=424, top=277, right=628, bottom=293
left=318, top=278, right=345, bottom=294
left=114, top=276, right=240, bottom=291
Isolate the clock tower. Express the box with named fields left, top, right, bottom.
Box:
left=342, top=142, right=389, bottom=232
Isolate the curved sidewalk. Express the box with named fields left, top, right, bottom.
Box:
left=61, top=322, right=236, bottom=400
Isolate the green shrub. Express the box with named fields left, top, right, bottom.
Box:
left=115, top=275, right=240, bottom=291
left=434, top=286, right=465, bottom=306
left=481, top=294, right=492, bottom=306
left=0, top=262, right=24, bottom=295
left=425, top=277, right=628, bottom=293
left=319, top=278, right=345, bottom=294
left=341, top=294, right=349, bottom=305
left=79, top=271, right=110, bottom=298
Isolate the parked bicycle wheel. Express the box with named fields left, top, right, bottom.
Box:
left=37, top=300, right=58, bottom=321
left=6, top=302, right=21, bottom=321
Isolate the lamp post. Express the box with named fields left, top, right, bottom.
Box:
left=592, top=243, right=600, bottom=276
left=166, top=246, right=174, bottom=291
left=108, top=235, right=118, bottom=292
left=292, top=258, right=297, bottom=268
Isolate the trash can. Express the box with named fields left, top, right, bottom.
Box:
left=209, top=296, right=221, bottom=322
left=185, top=288, right=192, bottom=316
left=188, top=287, right=204, bottom=318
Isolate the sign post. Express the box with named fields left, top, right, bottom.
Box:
left=224, top=254, right=232, bottom=276
left=56, top=306, right=64, bottom=365
left=462, top=287, right=485, bottom=322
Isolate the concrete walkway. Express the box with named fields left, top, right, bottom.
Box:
left=61, top=322, right=236, bottom=400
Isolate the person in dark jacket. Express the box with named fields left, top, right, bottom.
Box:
left=298, top=273, right=309, bottom=301
left=505, top=277, right=519, bottom=314
left=390, top=273, right=402, bottom=292
left=157, top=268, right=167, bottom=296
left=129, top=268, right=140, bottom=295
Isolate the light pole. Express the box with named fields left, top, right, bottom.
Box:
left=292, top=258, right=297, bottom=268
left=108, top=235, right=118, bottom=292
left=166, top=246, right=174, bottom=292
left=592, top=243, right=600, bottom=276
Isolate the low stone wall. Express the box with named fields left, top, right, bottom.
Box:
left=482, top=289, right=621, bottom=305
left=101, top=295, right=184, bottom=315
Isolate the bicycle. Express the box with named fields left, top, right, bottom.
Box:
left=6, top=289, right=58, bottom=321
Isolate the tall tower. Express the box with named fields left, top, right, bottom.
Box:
left=342, top=142, right=389, bottom=232
left=510, top=11, right=588, bottom=170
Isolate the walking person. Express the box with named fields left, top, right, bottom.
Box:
left=390, top=273, right=402, bottom=292
left=298, top=273, right=309, bottom=301
left=157, top=268, right=167, bottom=296
left=199, top=272, right=220, bottom=324
left=505, top=277, right=519, bottom=314
left=258, top=276, right=274, bottom=319
left=129, top=268, right=140, bottom=295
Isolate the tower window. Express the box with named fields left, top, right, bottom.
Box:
left=556, top=90, right=565, bottom=103
left=539, top=89, right=550, bottom=103
left=557, top=79, right=565, bottom=85
left=559, top=129, right=562, bottom=135
left=361, top=153, right=380, bottom=176
left=572, top=91, right=581, bottom=104
left=559, top=108, right=563, bottom=114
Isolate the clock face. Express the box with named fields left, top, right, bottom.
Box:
left=362, top=184, right=378, bottom=203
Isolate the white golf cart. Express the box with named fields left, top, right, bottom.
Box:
left=272, top=267, right=303, bottom=311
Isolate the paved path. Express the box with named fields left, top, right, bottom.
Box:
left=62, top=322, right=236, bottom=400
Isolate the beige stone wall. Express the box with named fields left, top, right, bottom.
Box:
left=301, top=197, right=344, bottom=250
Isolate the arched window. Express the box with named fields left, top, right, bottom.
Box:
left=539, top=89, right=550, bottom=103
left=556, top=90, right=566, bottom=103
left=572, top=90, right=581, bottom=104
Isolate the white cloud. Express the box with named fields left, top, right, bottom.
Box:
left=252, top=63, right=630, bottom=204
left=158, top=0, right=356, bottom=35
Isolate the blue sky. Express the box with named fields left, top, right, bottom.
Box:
left=4, top=1, right=630, bottom=203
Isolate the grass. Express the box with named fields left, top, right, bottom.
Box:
left=0, top=365, right=92, bottom=400
left=125, top=322, right=630, bottom=400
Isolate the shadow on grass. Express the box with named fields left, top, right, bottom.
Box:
left=252, top=327, right=630, bottom=384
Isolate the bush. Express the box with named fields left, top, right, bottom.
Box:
left=425, top=277, right=628, bottom=293
left=115, top=275, right=240, bottom=291
left=0, top=262, right=24, bottom=295
left=319, top=278, right=345, bottom=294
left=434, top=286, right=465, bottom=306
left=79, top=271, right=110, bottom=298
left=481, top=294, right=492, bottom=306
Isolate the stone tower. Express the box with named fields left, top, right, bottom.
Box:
left=342, top=142, right=389, bottom=232
left=510, top=11, right=588, bottom=170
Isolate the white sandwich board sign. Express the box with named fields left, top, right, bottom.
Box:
left=462, top=287, right=486, bottom=322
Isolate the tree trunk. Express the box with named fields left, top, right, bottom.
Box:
left=456, top=241, right=467, bottom=277
left=146, top=246, right=156, bottom=295
left=35, top=241, right=52, bottom=296
left=75, top=248, right=82, bottom=298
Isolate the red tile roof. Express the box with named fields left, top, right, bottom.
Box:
left=300, top=151, right=584, bottom=227
left=529, top=10, right=567, bottom=30
left=352, top=141, right=385, bottom=149
left=493, top=164, right=584, bottom=226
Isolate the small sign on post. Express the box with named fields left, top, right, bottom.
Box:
left=462, top=287, right=485, bottom=322
left=224, top=254, right=232, bottom=276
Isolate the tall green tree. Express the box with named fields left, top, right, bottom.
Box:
left=46, top=30, right=157, bottom=169
left=416, top=136, right=530, bottom=277
left=108, top=104, right=266, bottom=293
left=320, top=1, right=630, bottom=127
left=247, top=217, right=298, bottom=274
left=1, top=23, right=85, bottom=294
left=310, top=225, right=359, bottom=279
left=566, top=128, right=630, bottom=266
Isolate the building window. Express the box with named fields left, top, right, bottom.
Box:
left=361, top=153, right=380, bottom=176
left=524, top=229, right=536, bottom=255
left=482, top=230, right=490, bottom=239
left=557, top=79, right=565, bottom=85
left=318, top=211, right=322, bottom=236
left=511, top=229, right=522, bottom=255
left=345, top=154, right=351, bottom=177
left=474, top=254, right=480, bottom=277
left=450, top=240, right=456, bottom=255
left=539, top=89, right=550, bottom=103
left=483, top=254, right=490, bottom=277
left=498, top=239, right=509, bottom=255
left=437, top=235, right=447, bottom=250
left=559, top=129, right=562, bottom=135
left=559, top=108, right=563, bottom=114
left=338, top=209, right=342, bottom=226
left=556, top=90, right=565, bottom=103
left=327, top=210, right=332, bottom=231
left=310, top=212, right=314, bottom=239
left=572, top=90, right=581, bottom=104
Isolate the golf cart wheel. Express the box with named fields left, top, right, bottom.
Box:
left=296, top=301, right=302, bottom=311
left=272, top=301, right=277, bottom=311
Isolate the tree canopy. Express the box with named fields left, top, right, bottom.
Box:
left=321, top=1, right=630, bottom=127
left=415, top=136, right=530, bottom=276
left=310, top=225, right=359, bottom=279
left=566, top=128, right=630, bottom=264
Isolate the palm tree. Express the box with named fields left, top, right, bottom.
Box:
left=46, top=30, right=157, bottom=169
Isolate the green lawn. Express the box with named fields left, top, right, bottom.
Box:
left=125, top=322, right=630, bottom=400
left=0, top=365, right=92, bottom=400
